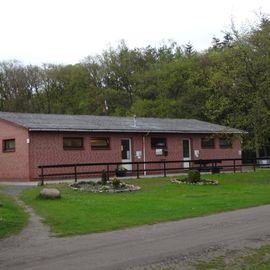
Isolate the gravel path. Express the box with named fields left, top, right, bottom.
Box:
left=1, top=185, right=270, bottom=270
left=0, top=185, right=51, bottom=250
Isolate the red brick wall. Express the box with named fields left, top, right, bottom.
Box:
left=143, top=134, right=182, bottom=174
left=0, top=119, right=30, bottom=180
left=191, top=135, right=241, bottom=159
left=29, top=132, right=121, bottom=179
left=143, top=134, right=241, bottom=174
left=29, top=132, right=242, bottom=179
left=191, top=134, right=242, bottom=171
left=30, top=132, right=149, bottom=179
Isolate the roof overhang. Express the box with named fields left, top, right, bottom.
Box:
left=28, top=128, right=245, bottom=134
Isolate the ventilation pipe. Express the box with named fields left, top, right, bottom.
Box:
left=133, top=115, right=137, bottom=128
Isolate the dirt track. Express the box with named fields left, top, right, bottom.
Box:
left=1, top=186, right=270, bottom=270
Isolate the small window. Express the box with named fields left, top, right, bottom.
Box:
left=63, top=137, right=84, bottom=149
left=201, top=137, right=215, bottom=148
left=151, top=137, right=167, bottom=149
left=219, top=137, right=232, bottom=148
left=3, top=139, right=15, bottom=152
left=91, top=137, right=110, bottom=150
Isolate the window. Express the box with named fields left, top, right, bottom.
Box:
left=3, top=139, right=15, bottom=152
left=201, top=137, right=215, bottom=148
left=219, top=137, right=232, bottom=148
left=63, top=137, right=83, bottom=149
left=151, top=137, right=167, bottom=149
left=91, top=137, right=110, bottom=150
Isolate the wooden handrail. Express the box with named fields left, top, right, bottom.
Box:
left=38, top=157, right=270, bottom=185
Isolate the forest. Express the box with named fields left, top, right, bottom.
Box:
left=0, top=17, right=269, bottom=157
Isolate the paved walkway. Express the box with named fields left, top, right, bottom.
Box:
left=1, top=185, right=270, bottom=270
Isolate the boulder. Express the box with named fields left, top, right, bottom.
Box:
left=40, top=188, right=61, bottom=199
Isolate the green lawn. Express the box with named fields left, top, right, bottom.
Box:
left=194, top=245, right=270, bottom=270
left=0, top=187, right=28, bottom=239
left=21, top=170, right=270, bottom=237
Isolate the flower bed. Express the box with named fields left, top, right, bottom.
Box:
left=171, top=178, right=218, bottom=185
left=70, top=180, right=141, bottom=193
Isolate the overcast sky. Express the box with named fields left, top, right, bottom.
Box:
left=1, top=0, right=270, bottom=65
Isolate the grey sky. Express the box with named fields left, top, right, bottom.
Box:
left=1, top=0, right=270, bottom=65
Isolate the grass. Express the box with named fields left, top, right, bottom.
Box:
left=194, top=245, right=270, bottom=270
left=21, top=170, right=270, bottom=237
left=0, top=187, right=28, bottom=239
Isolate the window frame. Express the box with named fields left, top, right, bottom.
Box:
left=63, top=137, right=84, bottom=150
left=151, top=137, right=167, bottom=149
left=201, top=137, right=215, bottom=149
left=3, top=139, right=16, bottom=153
left=219, top=137, right=233, bottom=148
left=90, top=137, right=110, bottom=150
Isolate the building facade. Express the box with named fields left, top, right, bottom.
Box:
left=0, top=112, right=242, bottom=181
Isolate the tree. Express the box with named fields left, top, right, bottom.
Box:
left=0, top=16, right=269, bottom=156
left=0, top=60, right=43, bottom=112
left=205, top=16, right=270, bottom=157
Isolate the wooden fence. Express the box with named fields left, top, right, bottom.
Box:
left=38, top=157, right=270, bottom=185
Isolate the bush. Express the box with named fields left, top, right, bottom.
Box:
left=112, top=178, right=121, bottom=188
left=187, top=169, right=201, bottom=183
left=116, top=165, right=127, bottom=171
left=101, top=170, right=107, bottom=185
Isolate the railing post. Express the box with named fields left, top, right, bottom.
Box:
left=40, top=167, right=44, bottom=186
left=136, top=162, right=140, bottom=179
left=106, top=164, right=110, bottom=181
left=253, top=158, right=256, bottom=172
left=163, top=160, right=167, bottom=177
left=74, top=165, right=77, bottom=182
left=233, top=159, right=236, bottom=173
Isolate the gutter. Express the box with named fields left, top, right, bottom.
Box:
left=28, top=128, right=244, bottom=134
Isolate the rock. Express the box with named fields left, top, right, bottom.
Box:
left=40, top=188, right=61, bottom=199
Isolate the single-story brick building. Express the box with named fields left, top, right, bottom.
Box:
left=0, top=112, right=242, bottom=181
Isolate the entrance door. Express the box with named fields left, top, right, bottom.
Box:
left=183, top=139, right=191, bottom=168
left=121, top=139, right=132, bottom=170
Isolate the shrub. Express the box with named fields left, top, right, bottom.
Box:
left=187, top=169, right=201, bottom=183
left=112, top=177, right=121, bottom=188
left=101, top=170, right=107, bottom=185
left=116, top=165, right=127, bottom=172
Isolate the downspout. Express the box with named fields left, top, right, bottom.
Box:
left=143, top=132, right=150, bottom=176
left=27, top=130, right=31, bottom=181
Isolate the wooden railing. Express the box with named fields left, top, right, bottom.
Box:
left=38, top=157, right=270, bottom=185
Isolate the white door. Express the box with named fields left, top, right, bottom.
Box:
left=121, top=139, right=132, bottom=170
left=183, top=139, right=191, bottom=168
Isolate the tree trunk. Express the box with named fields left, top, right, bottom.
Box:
left=254, top=131, right=260, bottom=158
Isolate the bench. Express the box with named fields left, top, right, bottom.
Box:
left=194, top=159, right=223, bottom=174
